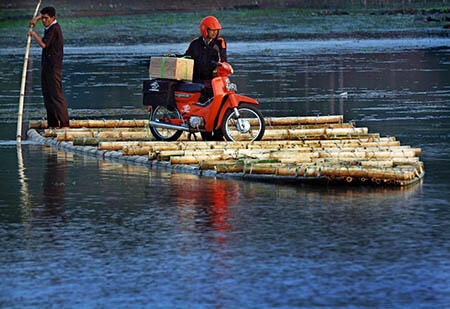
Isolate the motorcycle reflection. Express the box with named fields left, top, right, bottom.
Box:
left=171, top=174, right=240, bottom=243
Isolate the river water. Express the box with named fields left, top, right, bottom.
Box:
left=1, top=38, right=449, bottom=307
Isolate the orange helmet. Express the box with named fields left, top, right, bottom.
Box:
left=200, top=16, right=222, bottom=38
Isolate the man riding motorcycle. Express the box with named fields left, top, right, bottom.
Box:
left=147, top=16, right=265, bottom=142
left=184, top=16, right=227, bottom=100
left=184, top=16, right=227, bottom=140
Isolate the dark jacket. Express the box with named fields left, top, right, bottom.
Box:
left=42, top=22, right=64, bottom=71
left=184, top=36, right=227, bottom=82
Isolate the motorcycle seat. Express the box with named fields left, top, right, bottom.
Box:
left=176, top=82, right=205, bottom=93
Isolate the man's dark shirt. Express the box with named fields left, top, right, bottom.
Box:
left=42, top=22, right=64, bottom=70
left=39, top=21, right=70, bottom=128
left=184, top=36, right=227, bottom=82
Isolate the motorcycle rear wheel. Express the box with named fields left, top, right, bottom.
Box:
left=221, top=103, right=265, bottom=142
left=149, top=105, right=184, bottom=141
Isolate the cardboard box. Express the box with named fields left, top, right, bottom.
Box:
left=149, top=57, right=194, bottom=81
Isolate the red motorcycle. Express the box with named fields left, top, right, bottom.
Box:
left=143, top=62, right=265, bottom=141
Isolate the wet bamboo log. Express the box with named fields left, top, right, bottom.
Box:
left=261, top=127, right=368, bottom=139
left=97, top=136, right=398, bottom=151
left=73, top=137, right=159, bottom=146
left=263, top=115, right=343, bottom=126
left=197, top=156, right=420, bottom=171
left=30, top=115, right=344, bottom=130
left=30, top=119, right=149, bottom=129
left=317, top=149, right=419, bottom=159
left=51, top=122, right=376, bottom=142
left=56, top=131, right=151, bottom=141
left=263, top=133, right=380, bottom=141
left=44, top=127, right=148, bottom=137
left=170, top=152, right=322, bottom=165
left=44, top=123, right=356, bottom=141
left=163, top=146, right=415, bottom=158
left=59, top=128, right=374, bottom=142
left=48, top=124, right=353, bottom=135
left=168, top=148, right=419, bottom=165
left=199, top=160, right=240, bottom=170
left=128, top=143, right=415, bottom=159
left=157, top=149, right=227, bottom=161
left=280, top=165, right=419, bottom=181
left=214, top=162, right=422, bottom=181
left=57, top=130, right=200, bottom=142
left=171, top=154, right=232, bottom=165
left=105, top=138, right=401, bottom=154
left=265, top=123, right=354, bottom=130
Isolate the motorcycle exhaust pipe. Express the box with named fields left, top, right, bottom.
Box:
left=148, top=120, right=190, bottom=132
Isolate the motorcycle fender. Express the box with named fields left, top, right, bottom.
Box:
left=213, top=94, right=259, bottom=131
left=228, top=94, right=259, bottom=107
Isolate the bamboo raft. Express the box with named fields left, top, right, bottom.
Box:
left=27, top=115, right=425, bottom=186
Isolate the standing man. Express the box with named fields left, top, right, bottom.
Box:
left=29, top=6, right=70, bottom=128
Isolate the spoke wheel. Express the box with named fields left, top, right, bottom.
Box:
left=149, top=105, right=184, bottom=141
left=222, top=103, right=265, bottom=142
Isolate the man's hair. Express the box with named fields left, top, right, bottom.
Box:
left=41, top=7, right=56, bottom=17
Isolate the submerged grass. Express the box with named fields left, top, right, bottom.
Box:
left=0, top=8, right=448, bottom=47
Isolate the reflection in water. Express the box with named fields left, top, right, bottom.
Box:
left=172, top=174, right=240, bottom=243
left=2, top=144, right=446, bottom=307
left=41, top=149, right=68, bottom=220
left=17, top=144, right=31, bottom=223
left=98, top=160, right=151, bottom=176
left=1, top=40, right=448, bottom=307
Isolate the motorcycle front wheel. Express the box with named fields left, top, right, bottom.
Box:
left=149, top=105, right=184, bottom=141
left=221, top=103, right=265, bottom=142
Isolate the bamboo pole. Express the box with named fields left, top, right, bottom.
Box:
left=55, top=126, right=373, bottom=142
left=45, top=127, right=148, bottom=137
left=214, top=162, right=421, bottom=181
left=98, top=137, right=401, bottom=152
left=260, top=127, right=368, bottom=139
left=139, top=145, right=416, bottom=160
left=30, top=119, right=150, bottom=129
left=265, top=123, right=354, bottom=130
left=30, top=115, right=345, bottom=130
left=263, top=115, right=343, bottom=126
left=168, top=148, right=418, bottom=165
left=171, top=154, right=231, bottom=165
left=98, top=141, right=166, bottom=150
left=73, top=137, right=159, bottom=146
left=17, top=0, right=43, bottom=143
left=57, top=130, right=204, bottom=142
left=197, top=155, right=420, bottom=171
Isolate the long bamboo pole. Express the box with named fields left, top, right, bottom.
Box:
left=29, top=116, right=344, bottom=129
left=142, top=145, right=417, bottom=160
left=212, top=162, right=421, bottom=181
left=17, top=0, right=43, bottom=143
left=97, top=137, right=399, bottom=152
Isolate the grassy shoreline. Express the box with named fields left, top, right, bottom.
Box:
left=0, top=8, right=448, bottom=48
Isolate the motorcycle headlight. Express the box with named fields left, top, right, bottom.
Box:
left=226, top=83, right=237, bottom=92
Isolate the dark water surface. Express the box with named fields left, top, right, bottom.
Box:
left=1, top=38, right=449, bottom=307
